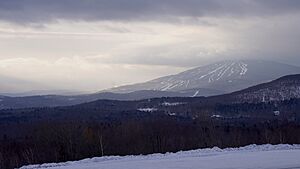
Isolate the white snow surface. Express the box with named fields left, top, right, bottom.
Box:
left=137, top=108, right=157, bottom=112
left=20, top=144, right=300, bottom=169
left=211, top=114, right=222, bottom=118
left=161, top=102, right=185, bottom=106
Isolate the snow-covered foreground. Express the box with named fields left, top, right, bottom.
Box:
left=20, top=144, right=300, bottom=169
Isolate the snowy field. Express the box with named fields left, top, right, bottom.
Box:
left=20, top=144, right=300, bottom=169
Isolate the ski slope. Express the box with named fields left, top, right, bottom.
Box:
left=107, top=60, right=300, bottom=95
left=20, top=144, right=300, bottom=169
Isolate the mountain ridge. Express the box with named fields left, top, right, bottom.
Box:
left=227, top=74, right=300, bottom=103
left=1, top=60, right=300, bottom=109
left=105, top=60, right=300, bottom=95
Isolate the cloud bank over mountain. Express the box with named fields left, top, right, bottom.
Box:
left=0, top=0, right=300, bottom=92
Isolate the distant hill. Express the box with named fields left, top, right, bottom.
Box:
left=1, top=74, right=300, bottom=124
left=0, top=90, right=208, bottom=109
left=226, top=74, right=300, bottom=103
left=1, top=60, right=300, bottom=109
left=0, top=90, right=83, bottom=97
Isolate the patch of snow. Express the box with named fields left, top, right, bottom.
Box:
left=168, top=112, right=176, bottom=116
left=228, top=67, right=235, bottom=77
left=20, top=144, right=300, bottom=169
left=198, top=64, right=227, bottom=80
left=192, top=90, right=199, bottom=97
left=137, top=108, right=157, bottom=112
left=239, top=62, right=248, bottom=75
left=199, top=74, right=206, bottom=79
left=162, top=102, right=185, bottom=106
left=216, top=62, right=233, bottom=80
left=160, top=83, right=177, bottom=91
left=211, top=114, right=222, bottom=118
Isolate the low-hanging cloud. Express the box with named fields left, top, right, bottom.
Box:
left=0, top=0, right=300, bottom=24
left=1, top=0, right=300, bottom=92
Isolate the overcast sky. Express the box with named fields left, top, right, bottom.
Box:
left=1, top=0, right=300, bottom=93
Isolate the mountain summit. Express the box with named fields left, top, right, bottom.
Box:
left=106, top=60, right=300, bottom=96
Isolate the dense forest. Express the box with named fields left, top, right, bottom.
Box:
left=1, top=117, right=300, bottom=169
left=1, top=98, right=300, bottom=168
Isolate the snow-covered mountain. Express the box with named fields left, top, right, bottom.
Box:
left=1, top=60, right=300, bottom=110
left=106, top=60, right=300, bottom=96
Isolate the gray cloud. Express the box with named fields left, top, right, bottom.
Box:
left=1, top=0, right=300, bottom=93
left=0, top=0, right=300, bottom=24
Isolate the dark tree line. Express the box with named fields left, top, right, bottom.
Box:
left=1, top=98, right=300, bottom=169
left=1, top=117, right=300, bottom=169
